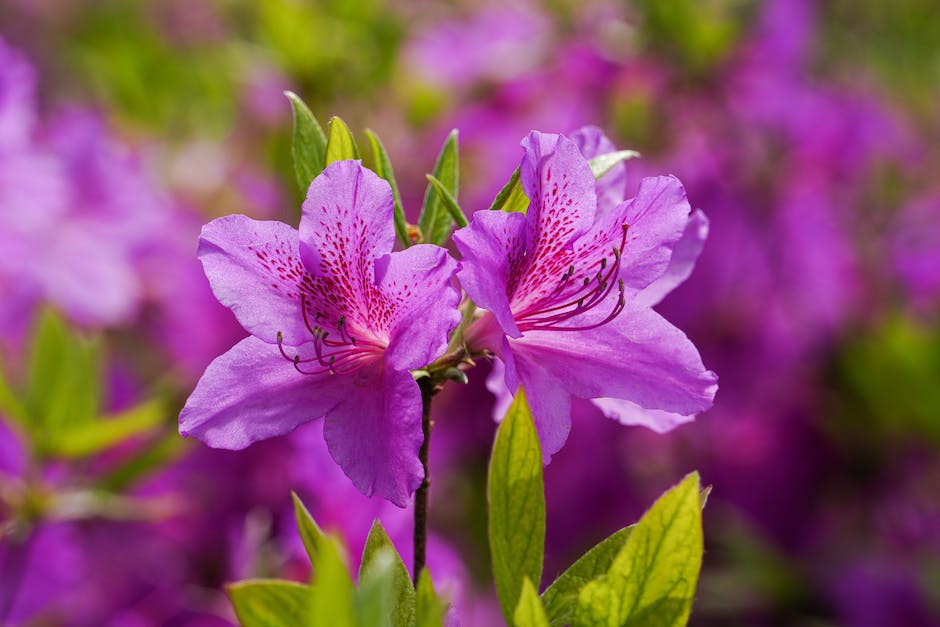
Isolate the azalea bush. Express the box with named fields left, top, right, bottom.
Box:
left=3, top=0, right=940, bottom=625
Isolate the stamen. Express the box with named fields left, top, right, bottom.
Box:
left=279, top=300, right=383, bottom=376
left=515, top=223, right=631, bottom=332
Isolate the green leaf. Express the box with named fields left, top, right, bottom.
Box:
left=415, top=568, right=447, bottom=627
left=325, top=116, right=361, bottom=165
left=47, top=399, right=165, bottom=459
left=97, top=433, right=185, bottom=492
left=573, top=472, right=704, bottom=627
left=359, top=519, right=415, bottom=627
left=587, top=150, right=640, bottom=180
left=228, top=579, right=312, bottom=627
left=310, top=535, right=357, bottom=627
left=26, top=310, right=100, bottom=445
left=514, top=577, right=549, bottom=627
left=487, top=168, right=529, bottom=213
left=488, top=387, right=546, bottom=624
left=0, top=363, right=30, bottom=427
left=541, top=526, right=634, bottom=627
left=357, top=548, right=396, bottom=627
left=365, top=129, right=410, bottom=248
left=418, top=130, right=459, bottom=245
left=425, top=174, right=469, bottom=228
left=292, top=492, right=327, bottom=565
left=285, top=91, right=327, bottom=193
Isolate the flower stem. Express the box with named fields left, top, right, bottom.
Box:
left=413, top=376, right=434, bottom=585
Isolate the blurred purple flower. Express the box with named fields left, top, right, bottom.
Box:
left=892, top=193, right=940, bottom=312
left=0, top=39, right=36, bottom=148
left=455, top=131, right=716, bottom=458
left=832, top=561, right=936, bottom=627
left=405, top=5, right=549, bottom=89
left=0, top=40, right=192, bottom=349
left=180, top=160, right=461, bottom=506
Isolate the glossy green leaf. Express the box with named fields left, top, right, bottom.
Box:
left=487, top=168, right=529, bottom=213
left=292, top=492, right=327, bottom=565
left=573, top=473, right=704, bottom=627
left=285, top=91, right=327, bottom=193
left=228, top=579, right=312, bottom=627
left=359, top=520, right=415, bottom=627
left=425, top=174, right=469, bottom=228
left=488, top=387, right=545, bottom=623
left=418, top=130, right=459, bottom=245
left=587, top=150, right=640, bottom=180
left=310, top=535, right=357, bottom=627
left=514, top=577, right=549, bottom=627
left=47, top=399, right=165, bottom=459
left=365, top=129, right=409, bottom=248
left=325, top=116, right=361, bottom=165
left=541, top=526, right=634, bottom=626
left=415, top=568, right=447, bottom=627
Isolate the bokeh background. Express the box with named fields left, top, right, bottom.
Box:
left=2, top=0, right=940, bottom=624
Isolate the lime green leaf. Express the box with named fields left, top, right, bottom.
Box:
left=365, top=129, right=409, bottom=248
left=325, top=116, right=361, bottom=165
left=488, top=387, right=545, bottom=623
left=573, top=472, right=704, bottom=627
left=285, top=91, right=327, bottom=193
left=359, top=519, right=415, bottom=627
left=228, top=579, right=312, bottom=627
left=357, top=548, right=396, bottom=627
left=292, top=492, right=326, bottom=565
left=0, top=364, right=30, bottom=427
left=487, top=168, right=528, bottom=213
left=541, top=526, right=634, bottom=626
left=587, top=150, right=640, bottom=180
left=514, top=577, right=549, bottom=627
left=415, top=568, right=447, bottom=627
left=26, top=310, right=100, bottom=442
left=310, top=535, right=357, bottom=627
left=47, top=399, right=165, bottom=459
left=425, top=174, right=468, bottom=228
left=97, top=433, right=185, bottom=492
left=418, top=130, right=459, bottom=245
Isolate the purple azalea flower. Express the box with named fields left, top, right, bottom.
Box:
left=455, top=131, right=716, bottom=458
left=179, top=160, right=461, bottom=506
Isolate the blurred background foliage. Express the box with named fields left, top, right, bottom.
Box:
left=1, top=0, right=940, bottom=625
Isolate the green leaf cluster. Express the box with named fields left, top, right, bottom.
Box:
left=488, top=388, right=706, bottom=627
left=286, top=93, right=468, bottom=248
left=0, top=310, right=165, bottom=461
left=227, top=494, right=448, bottom=627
